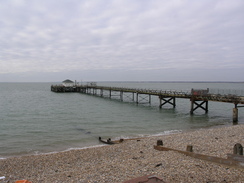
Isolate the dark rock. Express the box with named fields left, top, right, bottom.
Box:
left=155, top=163, right=162, bottom=167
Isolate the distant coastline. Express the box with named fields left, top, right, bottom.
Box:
left=0, top=81, right=243, bottom=84
left=96, top=81, right=244, bottom=83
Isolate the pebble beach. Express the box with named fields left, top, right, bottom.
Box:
left=1, top=124, right=244, bottom=183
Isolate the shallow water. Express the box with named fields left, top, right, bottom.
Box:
left=0, top=82, right=243, bottom=158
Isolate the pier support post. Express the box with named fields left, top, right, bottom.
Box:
left=100, top=89, right=103, bottom=97
left=93, top=88, right=97, bottom=95
left=190, top=100, right=208, bottom=114
left=233, top=105, right=238, bottom=123
left=109, top=89, right=112, bottom=99
left=159, top=96, right=176, bottom=108
left=120, top=91, right=123, bottom=101
left=136, top=93, right=139, bottom=104
left=136, top=94, right=151, bottom=104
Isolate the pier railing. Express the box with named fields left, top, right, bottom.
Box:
left=209, top=88, right=244, bottom=97
left=83, top=85, right=194, bottom=98
left=83, top=86, right=244, bottom=102
left=51, top=84, right=244, bottom=103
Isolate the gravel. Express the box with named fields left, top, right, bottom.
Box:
left=1, top=125, right=244, bottom=183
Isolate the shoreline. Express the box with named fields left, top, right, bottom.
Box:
left=1, top=124, right=244, bottom=182
left=0, top=129, right=183, bottom=160
left=0, top=123, right=228, bottom=160
left=0, top=122, right=240, bottom=160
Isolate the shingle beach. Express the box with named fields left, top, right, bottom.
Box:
left=1, top=124, right=244, bottom=183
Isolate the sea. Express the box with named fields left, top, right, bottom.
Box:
left=0, top=82, right=244, bottom=158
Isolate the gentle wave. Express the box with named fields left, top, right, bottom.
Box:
left=101, top=129, right=183, bottom=141
left=150, top=130, right=182, bottom=136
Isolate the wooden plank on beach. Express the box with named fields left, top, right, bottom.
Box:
left=154, top=145, right=244, bottom=169
left=227, top=154, right=244, bottom=163
left=98, top=136, right=148, bottom=145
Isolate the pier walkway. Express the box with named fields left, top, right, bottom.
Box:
left=51, top=85, right=244, bottom=123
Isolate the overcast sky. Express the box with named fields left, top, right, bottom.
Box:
left=0, top=0, right=243, bottom=82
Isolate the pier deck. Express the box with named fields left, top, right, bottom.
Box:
left=51, top=85, right=244, bottom=122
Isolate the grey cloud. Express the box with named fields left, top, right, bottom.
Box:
left=0, top=0, right=243, bottom=81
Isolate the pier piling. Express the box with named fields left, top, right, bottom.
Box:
left=159, top=96, right=176, bottom=108
left=233, top=107, right=238, bottom=123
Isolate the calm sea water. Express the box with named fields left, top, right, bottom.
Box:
left=0, top=82, right=243, bottom=158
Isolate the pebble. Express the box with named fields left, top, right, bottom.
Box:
left=0, top=125, right=244, bottom=182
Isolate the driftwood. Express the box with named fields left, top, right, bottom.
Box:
left=98, top=136, right=149, bottom=145
left=98, top=137, right=124, bottom=145
left=154, top=142, right=244, bottom=169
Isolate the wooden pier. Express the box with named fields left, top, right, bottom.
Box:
left=51, top=84, right=244, bottom=123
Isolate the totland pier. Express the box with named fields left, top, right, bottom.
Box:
left=51, top=82, right=244, bottom=123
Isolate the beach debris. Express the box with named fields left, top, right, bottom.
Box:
left=122, top=174, right=166, bottom=183
left=15, top=180, right=32, bottom=183
left=98, top=136, right=149, bottom=145
left=186, top=145, right=193, bottom=152
left=154, top=141, right=244, bottom=169
left=155, top=163, right=163, bottom=167
left=98, top=137, right=124, bottom=145
left=233, top=143, right=243, bottom=155
left=157, top=140, right=163, bottom=146
left=0, top=176, right=5, bottom=180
